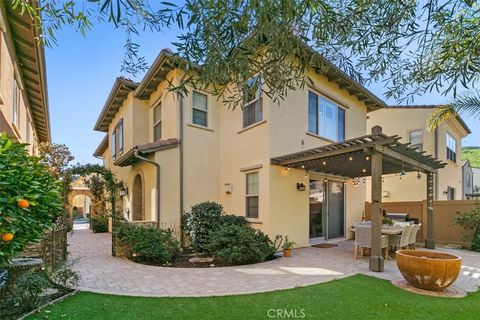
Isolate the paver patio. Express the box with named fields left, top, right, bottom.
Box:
left=69, top=224, right=480, bottom=297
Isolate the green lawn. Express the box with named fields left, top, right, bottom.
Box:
left=27, top=275, right=479, bottom=320
left=462, top=147, right=480, bottom=167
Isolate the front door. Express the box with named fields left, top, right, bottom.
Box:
left=327, top=181, right=345, bottom=239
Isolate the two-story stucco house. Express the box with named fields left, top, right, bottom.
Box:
left=367, top=106, right=470, bottom=202
left=93, top=48, right=443, bottom=249
left=0, top=2, right=50, bottom=151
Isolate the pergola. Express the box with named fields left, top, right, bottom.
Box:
left=271, top=126, right=446, bottom=272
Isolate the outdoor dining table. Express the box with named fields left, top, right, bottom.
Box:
left=381, top=226, right=405, bottom=235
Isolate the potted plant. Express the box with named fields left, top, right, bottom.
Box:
left=282, top=236, right=295, bottom=257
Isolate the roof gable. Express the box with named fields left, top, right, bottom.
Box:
left=94, top=77, right=138, bottom=132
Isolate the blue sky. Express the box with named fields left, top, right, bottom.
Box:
left=45, top=23, right=479, bottom=164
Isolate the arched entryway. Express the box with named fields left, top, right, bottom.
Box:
left=71, top=194, right=92, bottom=220
left=132, top=173, right=144, bottom=221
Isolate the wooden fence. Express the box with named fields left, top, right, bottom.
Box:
left=365, top=200, right=477, bottom=246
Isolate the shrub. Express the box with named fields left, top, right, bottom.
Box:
left=182, top=202, right=224, bottom=254
left=11, top=269, right=50, bottom=307
left=48, top=262, right=80, bottom=289
left=121, top=225, right=179, bottom=264
left=209, top=224, right=275, bottom=265
left=90, top=215, right=109, bottom=233
left=220, top=214, right=248, bottom=227
left=0, top=134, right=62, bottom=265
left=453, top=202, right=480, bottom=251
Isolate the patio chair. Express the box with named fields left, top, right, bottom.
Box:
left=389, top=224, right=414, bottom=252
left=408, top=223, right=422, bottom=250
left=354, top=225, right=389, bottom=260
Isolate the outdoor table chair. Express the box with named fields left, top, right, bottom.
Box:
left=389, top=224, right=414, bottom=252
left=408, top=223, right=422, bottom=249
left=353, top=225, right=389, bottom=260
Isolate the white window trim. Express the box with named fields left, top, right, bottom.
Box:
left=245, top=171, right=260, bottom=219
left=242, top=76, right=263, bottom=128
left=446, top=132, right=457, bottom=163
left=117, top=118, right=124, bottom=155
left=308, top=90, right=346, bottom=142
left=191, top=91, right=208, bottom=127
left=408, top=128, right=423, bottom=150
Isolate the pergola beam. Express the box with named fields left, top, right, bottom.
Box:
left=378, top=147, right=437, bottom=174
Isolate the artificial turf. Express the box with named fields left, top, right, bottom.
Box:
left=26, top=274, right=479, bottom=320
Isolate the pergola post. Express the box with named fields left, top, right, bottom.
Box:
left=425, top=172, right=435, bottom=249
left=369, top=127, right=384, bottom=272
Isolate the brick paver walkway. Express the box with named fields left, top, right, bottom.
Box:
left=69, top=225, right=480, bottom=297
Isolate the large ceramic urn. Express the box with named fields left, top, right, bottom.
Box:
left=396, top=250, right=462, bottom=291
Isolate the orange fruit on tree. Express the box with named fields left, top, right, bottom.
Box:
left=17, top=199, right=30, bottom=209
left=1, top=232, right=14, bottom=242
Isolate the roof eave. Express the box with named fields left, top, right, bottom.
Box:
left=133, top=49, right=176, bottom=100
left=93, top=78, right=138, bottom=132
left=3, top=1, right=50, bottom=142
left=93, top=134, right=108, bottom=158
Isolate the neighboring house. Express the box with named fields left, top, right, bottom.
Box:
left=0, top=2, right=50, bottom=152
left=462, top=160, right=474, bottom=199
left=93, top=48, right=438, bottom=247
left=467, top=166, right=480, bottom=199
left=70, top=177, right=92, bottom=219
left=474, top=167, right=480, bottom=193
left=367, top=106, right=471, bottom=201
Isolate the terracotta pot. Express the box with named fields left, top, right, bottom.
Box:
left=283, top=249, right=292, bottom=257
left=396, top=250, right=461, bottom=291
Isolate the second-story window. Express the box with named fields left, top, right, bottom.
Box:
left=13, top=79, right=19, bottom=127
left=308, top=91, right=345, bottom=142
left=117, top=119, right=124, bottom=154
left=243, top=76, right=263, bottom=127
left=409, top=129, right=423, bottom=151
left=192, top=92, right=208, bottom=127
left=446, top=133, right=457, bottom=163
left=112, top=129, right=116, bottom=159
left=153, top=103, right=162, bottom=141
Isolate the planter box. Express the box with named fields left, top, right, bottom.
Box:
left=114, top=239, right=132, bottom=259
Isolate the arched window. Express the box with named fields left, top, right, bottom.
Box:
left=132, top=174, right=144, bottom=221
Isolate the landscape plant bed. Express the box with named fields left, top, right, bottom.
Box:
left=0, top=286, right=74, bottom=320
left=130, top=254, right=277, bottom=268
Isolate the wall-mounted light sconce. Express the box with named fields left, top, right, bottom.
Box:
left=297, top=183, right=306, bottom=191
left=224, top=183, right=233, bottom=194
left=119, top=186, right=128, bottom=197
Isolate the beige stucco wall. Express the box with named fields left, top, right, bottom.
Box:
left=0, top=29, right=38, bottom=154
left=366, top=108, right=468, bottom=201
left=99, top=66, right=372, bottom=247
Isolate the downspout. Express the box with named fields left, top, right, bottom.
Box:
left=179, top=95, right=185, bottom=247
left=133, top=150, right=161, bottom=229
left=434, top=127, right=439, bottom=200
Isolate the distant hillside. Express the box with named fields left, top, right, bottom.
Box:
left=462, top=147, right=480, bottom=167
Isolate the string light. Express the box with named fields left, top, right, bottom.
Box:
left=349, top=156, right=353, bottom=161
left=322, top=161, right=326, bottom=165
left=301, top=165, right=305, bottom=169
left=366, top=156, right=370, bottom=160
left=362, top=168, right=366, bottom=173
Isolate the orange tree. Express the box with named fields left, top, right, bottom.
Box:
left=0, top=134, right=62, bottom=265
